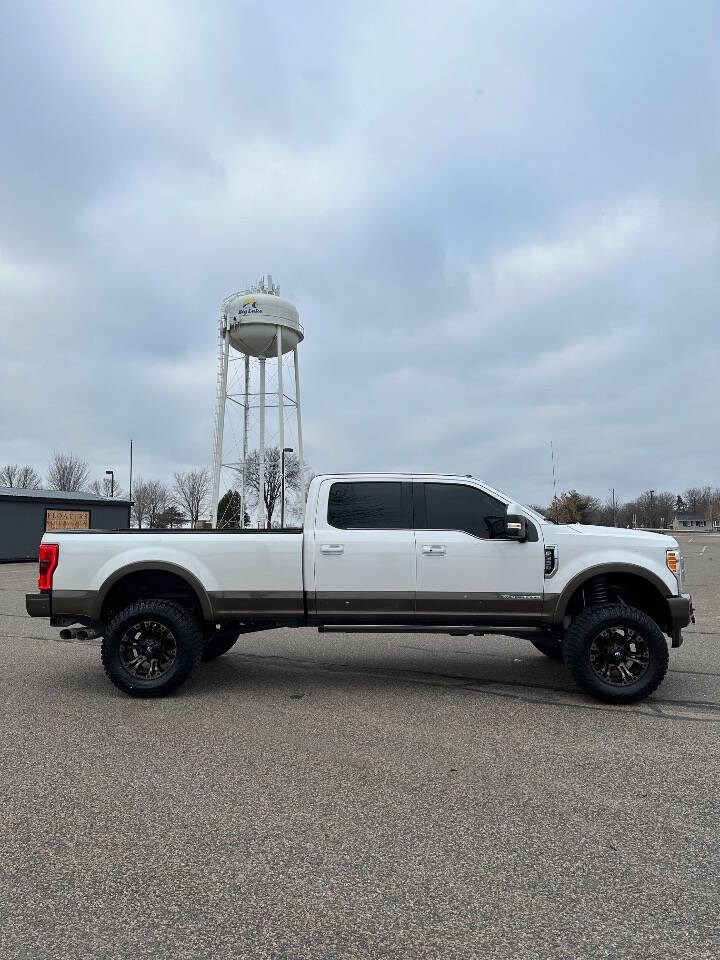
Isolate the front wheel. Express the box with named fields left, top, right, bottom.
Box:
left=101, top=599, right=203, bottom=698
left=563, top=604, right=669, bottom=703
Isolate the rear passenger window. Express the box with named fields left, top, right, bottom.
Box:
left=328, top=482, right=407, bottom=529
left=422, top=483, right=506, bottom=539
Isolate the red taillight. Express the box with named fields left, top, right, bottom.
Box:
left=38, top=543, right=59, bottom=591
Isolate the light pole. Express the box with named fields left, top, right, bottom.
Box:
left=649, top=489, right=655, bottom=528
left=105, top=470, right=114, bottom=498
left=281, top=447, right=293, bottom=529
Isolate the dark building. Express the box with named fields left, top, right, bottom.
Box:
left=0, top=487, right=132, bottom=562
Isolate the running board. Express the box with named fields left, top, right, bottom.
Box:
left=317, top=625, right=548, bottom=639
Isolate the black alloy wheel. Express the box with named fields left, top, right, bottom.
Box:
left=101, top=599, right=203, bottom=698
left=563, top=603, right=669, bottom=703
left=588, top=626, right=650, bottom=686
left=119, top=620, right=178, bottom=680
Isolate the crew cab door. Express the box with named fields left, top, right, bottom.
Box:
left=311, top=479, right=415, bottom=621
left=414, top=481, right=545, bottom=625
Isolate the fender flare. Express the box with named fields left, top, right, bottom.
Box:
left=550, top=563, right=672, bottom=624
left=95, top=561, right=213, bottom=622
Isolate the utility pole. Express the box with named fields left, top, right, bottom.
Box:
left=609, top=487, right=617, bottom=527
left=649, top=489, right=655, bottom=528
left=129, top=440, right=133, bottom=501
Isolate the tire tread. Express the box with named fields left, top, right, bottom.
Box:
left=563, top=603, right=669, bottom=703
left=101, top=599, right=203, bottom=698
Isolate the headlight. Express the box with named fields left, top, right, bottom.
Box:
left=666, top=549, right=680, bottom=576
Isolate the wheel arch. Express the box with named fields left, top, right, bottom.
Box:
left=552, top=563, right=673, bottom=632
left=97, top=562, right=213, bottom=623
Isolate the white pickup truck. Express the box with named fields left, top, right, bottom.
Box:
left=26, top=472, right=693, bottom=703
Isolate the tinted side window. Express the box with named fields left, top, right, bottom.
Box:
left=422, top=483, right=506, bottom=539
left=328, top=482, right=407, bottom=529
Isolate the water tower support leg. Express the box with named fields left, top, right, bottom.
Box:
left=259, top=357, right=266, bottom=528
left=277, top=325, right=285, bottom=455
left=211, top=324, right=230, bottom=528
left=293, top=346, right=304, bottom=502
left=241, top=353, right=249, bottom=526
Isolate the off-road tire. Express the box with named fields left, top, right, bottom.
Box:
left=202, top=632, right=239, bottom=662
left=563, top=603, right=669, bottom=703
left=530, top=639, right=563, bottom=661
left=101, top=599, right=203, bottom=698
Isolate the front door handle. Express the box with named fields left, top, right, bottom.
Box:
left=320, top=543, right=344, bottom=555
left=422, top=544, right=446, bottom=555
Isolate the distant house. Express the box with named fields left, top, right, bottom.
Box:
left=673, top=513, right=711, bottom=530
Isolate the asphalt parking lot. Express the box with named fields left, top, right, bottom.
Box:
left=1, top=534, right=719, bottom=960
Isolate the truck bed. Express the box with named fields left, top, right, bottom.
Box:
left=45, top=528, right=306, bottom=624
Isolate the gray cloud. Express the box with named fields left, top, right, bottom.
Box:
left=1, top=0, right=719, bottom=506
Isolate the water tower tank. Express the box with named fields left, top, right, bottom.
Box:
left=223, top=291, right=303, bottom=359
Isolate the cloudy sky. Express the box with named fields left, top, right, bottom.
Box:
left=1, top=0, right=718, bottom=507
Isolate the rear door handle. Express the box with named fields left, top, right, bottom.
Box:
left=320, top=543, right=344, bottom=555
left=422, top=544, right=446, bottom=555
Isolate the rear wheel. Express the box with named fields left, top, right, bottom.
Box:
left=563, top=603, right=669, bottom=703
left=530, top=639, right=563, bottom=661
left=101, top=599, right=203, bottom=698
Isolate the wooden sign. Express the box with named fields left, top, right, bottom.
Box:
left=46, top=509, right=90, bottom=531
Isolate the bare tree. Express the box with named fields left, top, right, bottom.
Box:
left=173, top=468, right=210, bottom=528
left=653, top=491, right=676, bottom=528
left=130, top=478, right=169, bottom=527
left=620, top=490, right=676, bottom=528
left=590, top=492, right=618, bottom=527
left=47, top=452, right=89, bottom=492
left=131, top=478, right=152, bottom=528
left=0, top=464, right=41, bottom=488
left=147, top=480, right=170, bottom=527
left=243, top=447, right=301, bottom=527
left=684, top=486, right=712, bottom=516
left=709, top=488, right=720, bottom=526
left=89, top=477, right=126, bottom=499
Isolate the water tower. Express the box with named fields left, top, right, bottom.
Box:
left=210, top=275, right=305, bottom=527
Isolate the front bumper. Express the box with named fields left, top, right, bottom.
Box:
left=668, top=593, right=693, bottom=647
left=26, top=592, right=51, bottom=618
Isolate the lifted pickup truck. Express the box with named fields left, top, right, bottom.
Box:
left=26, top=473, right=693, bottom=702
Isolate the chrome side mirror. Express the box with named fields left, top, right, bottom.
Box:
left=505, top=503, right=527, bottom=541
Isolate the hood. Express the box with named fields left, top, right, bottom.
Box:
left=561, top=523, right=677, bottom=545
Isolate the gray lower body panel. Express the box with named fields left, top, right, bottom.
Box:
left=313, top=591, right=414, bottom=620
left=208, top=591, right=304, bottom=619
left=45, top=588, right=561, bottom=630
left=416, top=591, right=545, bottom=624
left=311, top=591, right=551, bottom=626
left=52, top=590, right=98, bottom=620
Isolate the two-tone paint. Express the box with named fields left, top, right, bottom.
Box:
left=32, top=473, right=689, bottom=639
